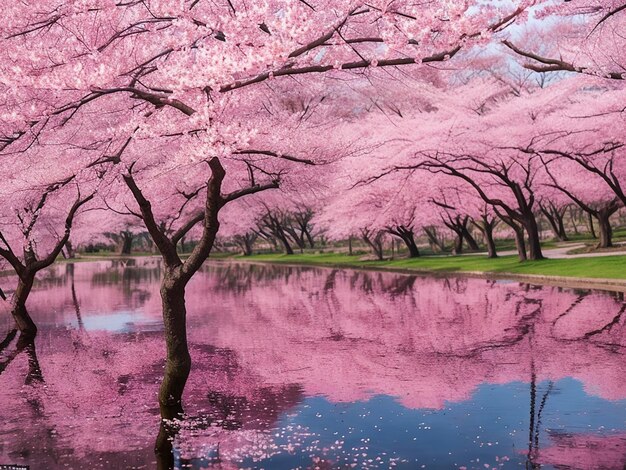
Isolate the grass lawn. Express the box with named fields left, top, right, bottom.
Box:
left=235, top=252, right=626, bottom=280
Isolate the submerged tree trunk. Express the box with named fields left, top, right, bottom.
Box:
left=158, top=275, right=191, bottom=418
left=11, top=273, right=37, bottom=338
left=121, top=157, right=280, bottom=463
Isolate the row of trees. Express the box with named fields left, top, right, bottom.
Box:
left=0, top=0, right=624, bottom=460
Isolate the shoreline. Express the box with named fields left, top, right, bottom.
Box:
left=223, top=258, right=626, bottom=294
left=4, top=253, right=625, bottom=294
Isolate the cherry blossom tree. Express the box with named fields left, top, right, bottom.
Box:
left=0, top=2, right=546, bottom=455
left=0, top=140, right=105, bottom=337
left=505, top=1, right=626, bottom=80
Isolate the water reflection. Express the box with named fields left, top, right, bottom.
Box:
left=0, top=260, right=625, bottom=469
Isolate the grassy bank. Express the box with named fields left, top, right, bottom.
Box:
left=234, top=252, right=626, bottom=281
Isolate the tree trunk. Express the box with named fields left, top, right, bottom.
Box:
left=596, top=211, right=613, bottom=249
left=402, top=234, right=420, bottom=258
left=541, top=203, right=568, bottom=242
left=65, top=240, right=75, bottom=259
left=365, top=239, right=383, bottom=260
left=304, top=228, right=315, bottom=249
left=120, top=231, right=133, bottom=255
left=362, top=230, right=384, bottom=260
left=515, top=227, right=527, bottom=262
left=556, top=214, right=568, bottom=242
left=348, top=236, right=353, bottom=256
left=239, top=238, right=253, bottom=256
left=388, top=226, right=420, bottom=258
left=460, top=224, right=480, bottom=251
left=158, top=272, right=192, bottom=422
left=452, top=234, right=463, bottom=255
left=11, top=273, right=37, bottom=338
left=19, top=335, right=44, bottom=384
left=472, top=216, right=498, bottom=259
left=523, top=215, right=544, bottom=260
left=424, top=226, right=445, bottom=253
left=569, top=206, right=579, bottom=235
left=278, top=232, right=294, bottom=255
left=588, top=212, right=597, bottom=239
left=483, top=225, right=498, bottom=258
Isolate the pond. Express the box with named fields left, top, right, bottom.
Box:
left=0, top=259, right=625, bottom=469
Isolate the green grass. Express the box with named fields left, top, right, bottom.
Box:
left=235, top=252, right=626, bottom=280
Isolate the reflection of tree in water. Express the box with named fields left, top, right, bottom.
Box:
left=0, top=330, right=62, bottom=464
left=204, top=262, right=307, bottom=294
left=0, top=330, right=43, bottom=384
left=155, top=344, right=304, bottom=469
left=3, top=262, right=626, bottom=468
left=90, top=259, right=160, bottom=305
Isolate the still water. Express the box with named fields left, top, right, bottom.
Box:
left=0, top=259, right=625, bottom=469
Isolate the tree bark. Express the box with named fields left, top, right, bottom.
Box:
left=278, top=232, right=294, bottom=255
left=402, top=234, right=420, bottom=258
left=453, top=234, right=463, bottom=255
left=120, top=231, right=133, bottom=255
left=158, top=273, right=191, bottom=418
left=484, top=225, right=498, bottom=258
left=514, top=227, right=528, bottom=262
left=499, top=213, right=527, bottom=262
left=569, top=206, right=580, bottom=235
left=473, top=217, right=498, bottom=259
left=387, top=225, right=420, bottom=258
left=234, top=233, right=255, bottom=256
left=540, top=202, right=568, bottom=242
left=361, top=229, right=384, bottom=260
left=596, top=209, right=614, bottom=248
left=523, top=214, right=545, bottom=260
left=11, top=273, right=37, bottom=338
left=460, top=222, right=480, bottom=251
left=304, top=228, right=315, bottom=249
left=588, top=212, right=597, bottom=239
left=64, top=240, right=75, bottom=259
left=424, top=226, right=445, bottom=252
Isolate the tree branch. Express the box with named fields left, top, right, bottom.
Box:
left=122, top=166, right=181, bottom=266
